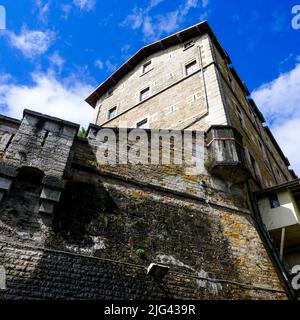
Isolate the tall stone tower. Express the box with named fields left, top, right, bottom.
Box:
left=0, top=21, right=297, bottom=300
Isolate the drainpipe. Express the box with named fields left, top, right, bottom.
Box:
left=182, top=44, right=209, bottom=130
left=280, top=228, right=286, bottom=261
left=250, top=184, right=296, bottom=299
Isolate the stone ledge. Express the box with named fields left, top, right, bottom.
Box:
left=23, top=109, right=80, bottom=130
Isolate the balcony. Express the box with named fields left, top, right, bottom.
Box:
left=205, top=126, right=249, bottom=184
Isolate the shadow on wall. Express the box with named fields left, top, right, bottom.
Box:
left=0, top=140, right=248, bottom=300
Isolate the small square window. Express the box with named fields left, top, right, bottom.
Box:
left=269, top=193, right=280, bottom=209
left=143, top=61, right=152, bottom=74
left=185, top=60, right=198, bottom=76
left=107, top=89, right=113, bottom=97
left=184, top=40, right=194, bottom=49
left=108, top=106, right=117, bottom=119
left=169, top=105, right=176, bottom=113
left=136, top=118, right=148, bottom=129
left=140, top=87, right=150, bottom=101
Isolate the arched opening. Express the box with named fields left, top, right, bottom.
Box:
left=17, top=166, right=44, bottom=185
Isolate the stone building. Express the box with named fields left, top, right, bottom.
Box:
left=0, top=21, right=299, bottom=299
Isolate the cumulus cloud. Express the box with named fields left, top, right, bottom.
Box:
left=73, top=0, right=96, bottom=11
left=5, top=27, right=56, bottom=58
left=121, top=0, right=207, bottom=42
left=252, top=63, right=300, bottom=126
left=252, top=62, right=300, bottom=175
left=0, top=71, right=94, bottom=128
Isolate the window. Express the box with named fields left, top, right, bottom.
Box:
left=142, top=61, right=152, bottom=74
left=250, top=154, right=261, bottom=182
left=184, top=40, right=194, bottom=50
left=107, top=88, right=113, bottom=97
left=136, top=118, right=148, bottom=129
left=236, top=105, right=245, bottom=129
left=269, top=193, right=280, bottom=209
left=108, top=106, right=117, bottom=119
left=41, top=130, right=49, bottom=147
left=259, top=141, right=268, bottom=163
left=185, top=60, right=198, bottom=75
left=228, top=75, right=235, bottom=91
left=140, top=87, right=150, bottom=101
left=3, top=133, right=14, bottom=152
left=167, top=105, right=176, bottom=114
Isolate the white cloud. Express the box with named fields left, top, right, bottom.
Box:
left=181, top=0, right=198, bottom=16
left=156, top=11, right=179, bottom=34
left=121, top=44, right=131, bottom=54
left=0, top=71, right=94, bottom=128
left=122, top=7, right=144, bottom=30
left=48, top=52, right=65, bottom=72
left=61, top=4, right=72, bottom=20
left=252, top=62, right=300, bottom=175
left=73, top=0, right=96, bottom=11
left=5, top=27, right=56, bottom=58
left=94, top=59, right=104, bottom=70
left=272, top=119, right=300, bottom=177
left=105, top=60, right=117, bottom=72
left=252, top=63, right=300, bottom=125
left=149, top=0, right=165, bottom=9
left=122, top=0, right=204, bottom=42
left=94, top=59, right=117, bottom=72
left=35, top=0, right=51, bottom=23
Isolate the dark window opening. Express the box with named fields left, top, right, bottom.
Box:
left=17, top=167, right=44, bottom=185
left=107, top=89, right=113, bottom=97
left=136, top=118, right=148, bottom=128
left=4, top=134, right=14, bottom=151
left=140, top=87, right=150, bottom=101
left=41, top=131, right=49, bottom=147
left=184, top=40, right=194, bottom=49
left=250, top=154, right=261, bottom=182
left=185, top=60, right=198, bottom=75
left=108, top=106, right=117, bottom=119
left=143, top=61, right=152, bottom=73
left=269, top=193, right=280, bottom=209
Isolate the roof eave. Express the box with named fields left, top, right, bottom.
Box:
left=85, top=21, right=230, bottom=108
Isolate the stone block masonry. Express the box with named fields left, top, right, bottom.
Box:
left=0, top=110, right=290, bottom=300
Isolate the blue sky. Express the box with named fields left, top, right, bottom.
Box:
left=0, top=0, right=300, bottom=174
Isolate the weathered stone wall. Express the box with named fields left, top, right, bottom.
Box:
left=0, top=239, right=285, bottom=300
left=3, top=110, right=79, bottom=178
left=0, top=111, right=289, bottom=300
left=0, top=115, right=20, bottom=161
left=0, top=167, right=287, bottom=300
